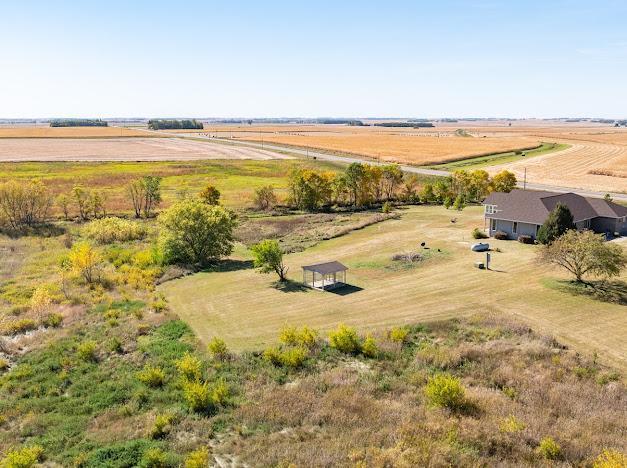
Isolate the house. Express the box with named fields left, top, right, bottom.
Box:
left=482, top=189, right=627, bottom=239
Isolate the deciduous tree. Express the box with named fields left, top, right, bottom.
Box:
left=0, top=179, right=51, bottom=229
left=250, top=239, right=288, bottom=282
left=253, top=185, right=277, bottom=211
left=68, top=242, right=102, bottom=284
left=490, top=170, right=517, bottom=193
left=199, top=184, right=221, bottom=205
left=539, top=230, right=626, bottom=282
left=159, top=199, right=236, bottom=266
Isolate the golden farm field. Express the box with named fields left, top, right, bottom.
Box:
left=0, top=126, right=153, bottom=138
left=230, top=133, right=540, bottom=165
left=191, top=122, right=627, bottom=192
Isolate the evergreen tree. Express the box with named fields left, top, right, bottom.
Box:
left=536, top=203, right=574, bottom=244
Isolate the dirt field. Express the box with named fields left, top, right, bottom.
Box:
left=0, top=137, right=293, bottom=162
left=161, top=206, right=627, bottom=372
left=0, top=126, right=153, bottom=138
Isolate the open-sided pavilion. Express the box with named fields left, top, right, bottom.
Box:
left=301, top=261, right=348, bottom=290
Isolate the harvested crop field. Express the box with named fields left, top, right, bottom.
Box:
left=192, top=122, right=627, bottom=192
left=0, top=137, right=292, bottom=162
left=230, top=133, right=540, bottom=165
left=0, top=126, right=153, bottom=138
left=489, top=141, right=627, bottom=193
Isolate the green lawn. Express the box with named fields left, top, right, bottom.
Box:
left=424, top=142, right=570, bottom=171
left=160, top=205, right=627, bottom=371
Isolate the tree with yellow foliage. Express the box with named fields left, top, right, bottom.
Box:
left=68, top=242, right=102, bottom=284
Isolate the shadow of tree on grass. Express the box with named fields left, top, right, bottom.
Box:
left=0, top=223, right=66, bottom=239
left=201, top=259, right=254, bottom=273
left=273, top=279, right=309, bottom=293
left=553, top=279, right=627, bottom=306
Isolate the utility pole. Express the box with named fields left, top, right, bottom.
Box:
left=523, top=167, right=527, bottom=190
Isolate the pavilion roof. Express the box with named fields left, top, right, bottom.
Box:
left=301, top=261, right=348, bottom=275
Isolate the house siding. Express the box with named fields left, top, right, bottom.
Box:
left=593, top=216, right=627, bottom=236
left=489, top=219, right=539, bottom=239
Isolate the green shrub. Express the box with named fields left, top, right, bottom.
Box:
left=262, top=346, right=282, bottom=366
left=471, top=228, right=488, bottom=239
left=279, top=347, right=308, bottom=368
left=279, top=325, right=318, bottom=348
left=499, top=415, right=525, bottom=433
left=9, top=305, right=29, bottom=316
left=149, top=413, right=174, bottom=439
left=108, top=337, right=124, bottom=354
left=175, top=352, right=202, bottom=381
left=83, top=217, right=147, bottom=244
left=263, top=346, right=308, bottom=369
left=517, top=235, right=534, bottom=244
left=424, top=373, right=466, bottom=409
left=151, top=298, right=168, bottom=313
left=1, top=319, right=37, bottom=336
left=183, top=380, right=213, bottom=413
left=42, top=312, right=63, bottom=328
left=382, top=201, right=392, bottom=213
left=0, top=445, right=44, bottom=468
left=328, top=324, right=361, bottom=354
left=494, top=230, right=508, bottom=240
left=184, top=447, right=210, bottom=468
left=139, top=448, right=168, bottom=468
left=388, top=326, right=409, bottom=343
left=211, top=378, right=230, bottom=406
left=207, top=337, right=228, bottom=360
left=361, top=335, right=379, bottom=358
left=76, top=340, right=98, bottom=362
left=593, top=449, right=627, bottom=468
left=138, top=365, right=166, bottom=387
left=536, top=437, right=561, bottom=460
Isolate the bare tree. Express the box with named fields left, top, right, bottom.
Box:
left=128, top=179, right=145, bottom=218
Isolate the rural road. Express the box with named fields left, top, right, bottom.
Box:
left=214, top=136, right=627, bottom=203
left=136, top=128, right=627, bottom=202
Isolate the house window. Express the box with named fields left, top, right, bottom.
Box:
left=490, top=219, right=496, bottom=231
left=513, top=222, right=518, bottom=234
left=485, top=205, right=497, bottom=214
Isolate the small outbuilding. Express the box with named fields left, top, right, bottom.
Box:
left=302, top=261, right=348, bottom=290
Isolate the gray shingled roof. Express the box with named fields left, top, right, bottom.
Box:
left=302, top=261, right=348, bottom=275
left=482, top=189, right=627, bottom=225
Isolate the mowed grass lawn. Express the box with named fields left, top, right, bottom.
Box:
left=160, top=206, right=627, bottom=371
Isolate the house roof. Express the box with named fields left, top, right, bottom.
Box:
left=482, top=189, right=627, bottom=225
left=302, top=261, right=348, bottom=275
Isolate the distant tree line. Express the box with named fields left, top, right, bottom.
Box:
left=50, top=119, right=108, bottom=127
left=147, top=119, right=204, bottom=130
left=374, top=122, right=434, bottom=128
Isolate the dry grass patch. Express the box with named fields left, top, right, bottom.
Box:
left=217, top=315, right=626, bottom=467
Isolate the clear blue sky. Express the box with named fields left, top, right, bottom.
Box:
left=2, top=0, right=626, bottom=119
